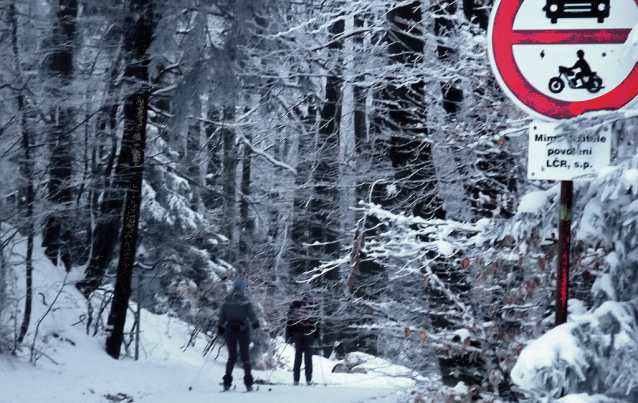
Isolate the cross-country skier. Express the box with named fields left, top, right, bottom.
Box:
left=218, top=279, right=260, bottom=391
left=286, top=283, right=320, bottom=385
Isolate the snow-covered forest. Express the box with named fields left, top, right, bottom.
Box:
left=1, top=0, right=637, bottom=402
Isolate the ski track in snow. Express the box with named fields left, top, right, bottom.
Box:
left=0, top=234, right=409, bottom=403
left=1, top=352, right=400, bottom=403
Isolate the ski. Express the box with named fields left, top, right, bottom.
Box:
left=220, top=384, right=260, bottom=392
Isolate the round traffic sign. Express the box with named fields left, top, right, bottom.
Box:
left=488, top=0, right=638, bottom=120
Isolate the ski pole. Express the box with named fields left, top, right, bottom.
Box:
left=317, top=347, right=326, bottom=386
left=194, top=339, right=215, bottom=383
left=203, top=334, right=219, bottom=357
left=267, top=340, right=289, bottom=384
left=214, top=341, right=225, bottom=360
left=183, top=327, right=200, bottom=352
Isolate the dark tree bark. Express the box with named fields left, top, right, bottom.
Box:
left=239, top=132, right=253, bottom=258
left=76, top=49, right=126, bottom=298
left=353, top=15, right=367, bottom=158
left=378, top=2, right=444, bottom=219
left=463, top=0, right=491, bottom=30
left=311, top=17, right=344, bottom=264
left=105, top=0, right=153, bottom=359
left=290, top=102, right=317, bottom=276
left=42, top=0, right=78, bottom=270
left=221, top=106, right=238, bottom=263
left=434, top=0, right=464, bottom=116
left=9, top=0, right=34, bottom=347
left=308, top=18, right=345, bottom=358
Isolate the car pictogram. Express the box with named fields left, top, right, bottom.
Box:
left=544, top=0, right=610, bottom=23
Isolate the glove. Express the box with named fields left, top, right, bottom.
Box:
left=252, top=322, right=260, bottom=330
left=218, top=326, right=225, bottom=336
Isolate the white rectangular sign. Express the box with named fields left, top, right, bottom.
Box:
left=528, top=122, right=611, bottom=180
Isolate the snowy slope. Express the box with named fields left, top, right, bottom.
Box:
left=0, top=232, right=412, bottom=403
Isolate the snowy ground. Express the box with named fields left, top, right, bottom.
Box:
left=0, top=232, right=415, bottom=403
left=1, top=346, right=404, bottom=403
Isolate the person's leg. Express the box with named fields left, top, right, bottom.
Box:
left=238, top=330, right=253, bottom=387
left=292, top=332, right=303, bottom=384
left=223, top=331, right=237, bottom=389
left=223, top=332, right=238, bottom=388
left=303, top=334, right=314, bottom=383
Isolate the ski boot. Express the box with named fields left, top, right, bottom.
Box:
left=222, top=375, right=232, bottom=391
left=244, top=374, right=254, bottom=392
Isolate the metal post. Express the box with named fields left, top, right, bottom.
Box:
left=555, top=180, right=573, bottom=326
left=135, top=271, right=142, bottom=360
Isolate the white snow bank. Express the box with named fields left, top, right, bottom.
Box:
left=511, top=300, right=638, bottom=400
left=435, top=240, right=455, bottom=257
left=511, top=322, right=586, bottom=387
left=332, top=351, right=424, bottom=385
left=517, top=190, right=554, bottom=214
left=576, top=197, right=603, bottom=241
left=0, top=230, right=409, bottom=403
left=556, top=393, right=616, bottom=403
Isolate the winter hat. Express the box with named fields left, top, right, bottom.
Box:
left=233, top=279, right=246, bottom=291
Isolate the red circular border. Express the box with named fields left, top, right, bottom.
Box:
left=491, top=0, right=638, bottom=120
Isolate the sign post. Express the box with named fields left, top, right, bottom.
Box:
left=556, top=180, right=572, bottom=326
left=527, top=121, right=611, bottom=325
left=488, top=0, right=638, bottom=326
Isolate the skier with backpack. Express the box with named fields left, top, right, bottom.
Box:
left=218, top=279, right=260, bottom=391
left=286, top=283, right=320, bottom=385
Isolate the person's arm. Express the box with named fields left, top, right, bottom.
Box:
left=247, top=300, right=259, bottom=329
left=218, top=304, right=227, bottom=335
left=569, top=59, right=582, bottom=72
left=286, top=302, right=296, bottom=340
left=311, top=302, right=320, bottom=338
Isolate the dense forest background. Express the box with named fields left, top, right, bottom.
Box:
left=1, top=1, right=637, bottom=402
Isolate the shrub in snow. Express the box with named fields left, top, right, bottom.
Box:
left=507, top=115, right=638, bottom=402
left=511, top=299, right=638, bottom=402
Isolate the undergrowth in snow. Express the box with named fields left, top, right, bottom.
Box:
left=0, top=231, right=416, bottom=403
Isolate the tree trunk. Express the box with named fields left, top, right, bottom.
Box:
left=105, top=0, right=153, bottom=359
left=311, top=17, right=344, bottom=266
left=353, top=14, right=367, bottom=160
left=76, top=49, right=126, bottom=298
left=430, top=0, right=473, bottom=222
left=0, top=223, right=6, bottom=314
left=239, top=132, right=253, bottom=258
left=379, top=2, right=444, bottom=219
left=9, top=0, right=35, bottom=347
left=310, top=18, right=345, bottom=358
left=221, top=106, right=238, bottom=263
left=42, top=0, right=78, bottom=270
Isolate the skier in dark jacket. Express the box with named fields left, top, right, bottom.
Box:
left=218, top=279, right=260, bottom=391
left=286, top=283, right=320, bottom=385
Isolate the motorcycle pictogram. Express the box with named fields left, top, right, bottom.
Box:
left=548, top=49, right=604, bottom=94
